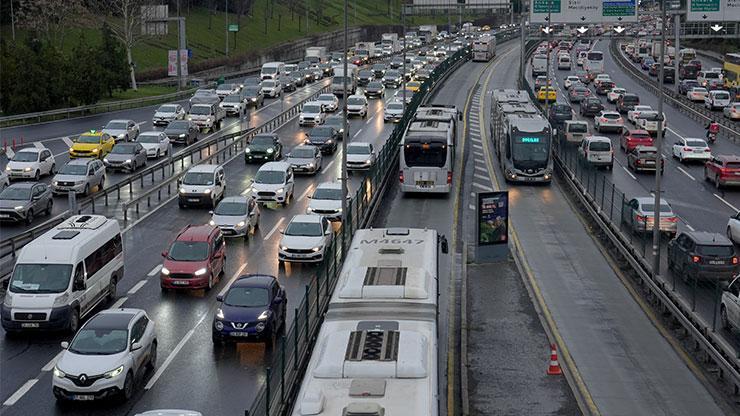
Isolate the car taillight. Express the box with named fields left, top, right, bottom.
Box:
left=399, top=171, right=404, bottom=183
left=733, top=257, right=739, bottom=265
left=692, top=255, right=701, bottom=263
left=665, top=217, right=678, bottom=222
left=447, top=171, right=453, bottom=184
left=636, top=214, right=646, bottom=222
left=683, top=147, right=692, bottom=151
left=600, top=118, right=607, bottom=122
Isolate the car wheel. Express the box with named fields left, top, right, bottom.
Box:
left=99, top=176, right=105, bottom=189
left=83, top=184, right=90, bottom=196
left=212, top=333, right=224, bottom=346
left=727, top=226, right=734, bottom=243
left=68, top=308, right=79, bottom=334
left=147, top=341, right=157, bottom=371
left=716, top=175, right=722, bottom=189
left=721, top=306, right=731, bottom=330
left=106, top=277, right=117, bottom=302
left=120, top=371, right=134, bottom=402
left=50, top=164, right=57, bottom=175
left=25, top=209, right=34, bottom=225
left=156, top=149, right=160, bottom=158
left=45, top=201, right=52, bottom=216
left=206, top=273, right=214, bottom=291
left=34, top=170, right=40, bottom=181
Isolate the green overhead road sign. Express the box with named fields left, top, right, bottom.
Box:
left=228, top=24, right=239, bottom=32
left=530, top=0, right=637, bottom=23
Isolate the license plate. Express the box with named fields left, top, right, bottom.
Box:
left=709, top=260, right=725, bottom=265
left=73, top=395, right=95, bottom=401
left=188, top=198, right=200, bottom=202
left=693, top=149, right=703, bottom=153
left=172, top=280, right=189, bottom=285
left=222, top=230, right=235, bottom=235
left=21, top=323, right=39, bottom=328
left=230, top=332, right=250, bottom=337
left=416, top=181, right=433, bottom=188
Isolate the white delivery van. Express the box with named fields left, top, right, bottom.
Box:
left=558, top=54, right=571, bottom=70
left=261, top=62, right=285, bottom=80
left=531, top=54, right=547, bottom=77
left=2, top=215, right=124, bottom=334
left=579, top=136, right=614, bottom=169
left=704, top=90, right=731, bottom=111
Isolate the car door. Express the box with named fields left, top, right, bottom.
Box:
left=322, top=217, right=333, bottom=245
left=217, top=168, right=226, bottom=197
left=129, top=316, right=148, bottom=373
left=40, top=150, right=53, bottom=175
left=727, top=278, right=740, bottom=328
left=103, top=134, right=115, bottom=154
left=212, top=232, right=226, bottom=275
left=137, top=143, right=147, bottom=164
left=315, top=147, right=322, bottom=167
left=731, top=212, right=740, bottom=242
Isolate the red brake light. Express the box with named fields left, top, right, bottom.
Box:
left=733, top=257, right=739, bottom=265
left=683, top=147, right=692, bottom=151
left=636, top=214, right=646, bottom=222
left=447, top=171, right=453, bottom=184
left=665, top=217, right=678, bottom=223
left=692, top=256, right=701, bottom=263
left=399, top=171, right=404, bottom=183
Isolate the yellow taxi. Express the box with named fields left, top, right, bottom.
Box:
left=537, top=86, right=557, bottom=102
left=69, top=131, right=115, bottom=159
left=406, top=81, right=422, bottom=92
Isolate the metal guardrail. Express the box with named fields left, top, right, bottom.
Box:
left=520, top=43, right=740, bottom=400
left=608, top=39, right=740, bottom=142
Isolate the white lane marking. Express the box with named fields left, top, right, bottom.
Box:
left=472, top=144, right=483, bottom=150
left=713, top=193, right=739, bottom=212
left=110, top=296, right=128, bottom=309
left=41, top=351, right=64, bottom=372
left=666, top=126, right=685, bottom=140
left=473, top=173, right=489, bottom=181
left=622, top=166, right=637, bottom=180
left=218, top=262, right=249, bottom=298
left=321, top=160, right=335, bottom=175
left=472, top=182, right=493, bottom=191
left=137, top=121, right=149, bottom=127
left=144, top=311, right=209, bottom=390
left=474, top=165, right=487, bottom=172
left=365, top=114, right=375, bottom=124
left=127, top=280, right=148, bottom=295
left=470, top=192, right=477, bottom=197
left=353, top=128, right=363, bottom=138
left=298, top=185, right=314, bottom=201
left=676, top=166, right=695, bottom=181
left=470, top=136, right=481, bottom=143
left=33, top=142, right=44, bottom=149
left=3, top=379, right=38, bottom=406
left=264, top=217, right=285, bottom=241
left=62, top=137, right=74, bottom=147
left=148, top=264, right=163, bottom=276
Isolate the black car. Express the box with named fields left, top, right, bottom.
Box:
left=678, top=79, right=700, bottom=95
left=245, top=133, right=283, bottom=163
left=595, top=81, right=615, bottom=95
left=382, top=70, right=402, bottom=88
left=580, top=97, right=604, bottom=116
left=305, top=126, right=339, bottom=154
left=243, top=86, right=264, bottom=108
left=365, top=81, right=385, bottom=99
left=372, top=63, right=387, bottom=78
left=668, top=231, right=738, bottom=283
left=617, top=93, right=640, bottom=113
left=662, top=67, right=675, bottom=84
left=279, top=75, right=296, bottom=92
left=164, top=120, right=199, bottom=145
left=324, top=115, right=348, bottom=137
left=680, top=64, right=699, bottom=80
left=241, top=76, right=261, bottom=88
left=358, top=70, right=374, bottom=86
left=548, top=104, right=573, bottom=128
left=319, top=63, right=334, bottom=76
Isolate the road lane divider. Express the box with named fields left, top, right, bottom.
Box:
left=2, top=379, right=38, bottom=406
left=127, top=280, right=148, bottom=295
left=264, top=217, right=285, bottom=241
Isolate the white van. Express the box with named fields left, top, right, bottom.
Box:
left=579, top=136, right=613, bottom=169
left=704, top=90, right=731, bottom=111
left=557, top=54, right=571, bottom=70
left=531, top=54, right=547, bottom=77
left=178, top=164, right=226, bottom=208
left=260, top=62, right=286, bottom=80
left=560, top=120, right=589, bottom=145
left=577, top=51, right=588, bottom=67
left=1, top=215, right=124, bottom=334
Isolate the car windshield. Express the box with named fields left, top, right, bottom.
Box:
left=569, top=123, right=588, bottom=133
left=214, top=201, right=247, bottom=216
left=704, top=72, right=719, bottom=79
left=318, top=95, right=335, bottom=102
left=9, top=264, right=72, bottom=294
left=641, top=113, right=659, bottom=121
left=313, top=187, right=342, bottom=200
left=190, top=106, right=212, bottom=115
left=262, top=67, right=278, bottom=74
left=69, top=328, right=128, bottom=355
left=158, top=105, right=178, bottom=113
left=291, top=148, right=316, bottom=159
left=387, top=102, right=404, bottom=111
left=686, top=140, right=707, bottom=147
left=105, top=121, right=128, bottom=130
left=285, top=221, right=322, bottom=236
left=12, top=151, right=38, bottom=162
left=303, top=104, right=322, bottom=113
left=715, top=92, right=730, bottom=100
left=255, top=170, right=285, bottom=184
left=138, top=134, right=162, bottom=144
left=111, top=144, right=136, bottom=154
left=348, top=97, right=365, bottom=105
left=347, top=145, right=370, bottom=155
left=224, top=287, right=270, bottom=307
left=168, top=241, right=209, bottom=261
left=262, top=81, right=276, bottom=88
left=182, top=172, right=214, bottom=186
left=640, top=203, right=672, bottom=213
left=168, top=121, right=189, bottom=129
left=368, top=81, right=383, bottom=89
left=223, top=95, right=242, bottom=103
left=217, top=84, right=235, bottom=91
left=603, top=113, right=620, bottom=120
left=59, top=164, right=88, bottom=175
left=697, top=245, right=734, bottom=256
left=77, top=135, right=102, bottom=144
left=251, top=136, right=274, bottom=146
left=589, top=141, right=611, bottom=151
left=244, top=86, right=261, bottom=95
left=373, top=64, right=385, bottom=70
left=386, top=70, right=400, bottom=78
left=359, top=70, right=373, bottom=77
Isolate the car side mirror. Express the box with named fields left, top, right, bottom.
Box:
left=61, top=341, right=69, bottom=349
left=161, top=250, right=168, bottom=257
left=216, top=294, right=224, bottom=302
left=324, top=229, right=331, bottom=235
left=73, top=279, right=86, bottom=292
left=130, top=342, right=143, bottom=352
left=279, top=228, right=285, bottom=234
left=208, top=210, right=214, bottom=215
left=1, top=279, right=8, bottom=290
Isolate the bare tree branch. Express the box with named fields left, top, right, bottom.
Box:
left=16, top=0, right=84, bottom=46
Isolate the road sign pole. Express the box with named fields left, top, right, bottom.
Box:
left=674, top=13, right=680, bottom=86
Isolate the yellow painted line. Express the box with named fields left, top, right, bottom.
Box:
left=476, top=49, right=602, bottom=416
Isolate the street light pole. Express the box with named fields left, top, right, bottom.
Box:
left=402, top=10, right=407, bottom=115
left=652, top=0, right=667, bottom=277
left=176, top=0, right=182, bottom=91
left=341, top=0, right=349, bottom=228
left=544, top=1, right=552, bottom=115
left=225, top=0, right=229, bottom=56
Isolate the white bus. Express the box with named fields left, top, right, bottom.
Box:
left=472, top=35, right=496, bottom=61
left=2, top=215, right=124, bottom=334
left=291, top=228, right=445, bottom=416
left=399, top=105, right=461, bottom=194
left=584, top=50, right=605, bottom=76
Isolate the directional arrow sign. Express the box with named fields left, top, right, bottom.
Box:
left=614, top=26, right=626, bottom=34
left=577, top=26, right=589, bottom=34
left=542, top=26, right=554, bottom=34
left=711, top=24, right=723, bottom=32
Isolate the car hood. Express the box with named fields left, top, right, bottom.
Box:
left=165, top=128, right=188, bottom=135
left=287, top=156, right=316, bottom=166
left=246, top=144, right=272, bottom=151
left=188, top=113, right=211, bottom=119
left=366, top=86, right=383, bottom=92
left=280, top=234, right=324, bottom=250
left=102, top=129, right=127, bottom=137
left=301, top=111, right=321, bottom=118
left=308, top=198, right=341, bottom=211
left=53, top=174, right=85, bottom=183
left=57, top=350, right=128, bottom=376
left=180, top=184, right=214, bottom=193
left=6, top=161, right=37, bottom=170
left=385, top=108, right=403, bottom=115
left=154, top=112, right=177, bottom=118
left=140, top=143, right=161, bottom=151
left=71, top=143, right=102, bottom=151
left=163, top=259, right=209, bottom=274
left=252, top=182, right=285, bottom=192
left=220, top=303, right=269, bottom=322
left=211, top=213, right=248, bottom=227
left=347, top=103, right=366, bottom=109
left=0, top=199, right=29, bottom=209
left=105, top=154, right=134, bottom=162
left=346, top=153, right=370, bottom=163
left=307, top=135, right=332, bottom=144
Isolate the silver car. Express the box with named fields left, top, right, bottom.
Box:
left=104, top=142, right=147, bottom=172
left=152, top=104, right=185, bottom=126
left=0, top=182, right=53, bottom=224
left=52, top=159, right=106, bottom=195
left=621, top=197, right=678, bottom=237
left=102, top=119, right=139, bottom=142
left=209, top=196, right=261, bottom=239
left=286, top=145, right=322, bottom=175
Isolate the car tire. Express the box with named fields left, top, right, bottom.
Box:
left=68, top=308, right=80, bottom=334
left=716, top=175, right=722, bottom=189
left=147, top=341, right=157, bottom=371
left=106, top=277, right=117, bottom=303
left=34, top=170, right=40, bottom=181
left=156, top=150, right=160, bottom=159
left=83, top=184, right=90, bottom=196
left=727, top=226, right=735, bottom=244
left=25, top=209, right=33, bottom=225
left=45, top=201, right=52, bottom=216
left=206, top=273, right=214, bottom=291
left=120, top=371, right=134, bottom=402
left=721, top=306, right=731, bottom=330
left=50, top=163, right=57, bottom=175
left=212, top=333, right=224, bottom=346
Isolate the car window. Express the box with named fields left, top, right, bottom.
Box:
left=131, top=316, right=147, bottom=344
left=730, top=280, right=740, bottom=297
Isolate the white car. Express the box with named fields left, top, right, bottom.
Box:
left=384, top=100, right=405, bottom=122
left=672, top=137, right=711, bottom=163
left=687, top=87, right=708, bottom=102
left=53, top=309, right=157, bottom=403
left=635, top=111, right=667, bottom=136
left=209, top=195, right=260, bottom=238
left=346, top=95, right=369, bottom=118
left=394, top=89, right=414, bottom=104
left=607, top=87, right=626, bottom=103
left=627, top=105, right=653, bottom=124
left=5, top=147, right=56, bottom=180
left=704, top=90, right=731, bottom=111
left=137, top=131, right=170, bottom=158
left=721, top=276, right=740, bottom=333
left=316, top=93, right=339, bottom=112
left=251, top=161, right=295, bottom=205
left=0, top=172, right=9, bottom=192
left=178, top=164, right=226, bottom=209
left=594, top=111, right=624, bottom=133
left=727, top=212, right=740, bottom=244
left=307, top=182, right=344, bottom=221
left=135, top=411, right=202, bottom=416
left=563, top=75, right=580, bottom=89
left=299, top=102, right=326, bottom=126
left=260, top=80, right=282, bottom=98
left=724, top=103, right=740, bottom=120
left=346, top=142, right=376, bottom=170
left=152, top=104, right=186, bottom=126
left=286, top=144, right=322, bottom=175
left=102, top=119, right=139, bottom=142
left=278, top=214, right=334, bottom=263
left=593, top=74, right=612, bottom=88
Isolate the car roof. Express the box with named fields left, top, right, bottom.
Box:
left=109, top=119, right=133, bottom=123
left=66, top=158, right=95, bottom=166
left=233, top=274, right=277, bottom=288
left=16, top=147, right=41, bottom=153
left=85, top=309, right=140, bottom=329
left=683, top=231, right=733, bottom=246
left=628, top=129, right=650, bottom=135
left=291, top=144, right=319, bottom=152
left=716, top=154, right=740, bottom=162
left=587, top=136, right=611, bottom=142
left=7, top=182, right=37, bottom=189
left=348, top=142, right=371, bottom=148
left=188, top=164, right=220, bottom=173
left=316, top=181, right=341, bottom=190
left=220, top=195, right=249, bottom=204
left=290, top=214, right=322, bottom=223
left=634, top=196, right=669, bottom=205
left=176, top=224, right=217, bottom=241
left=259, top=161, right=291, bottom=171
left=635, top=145, right=658, bottom=152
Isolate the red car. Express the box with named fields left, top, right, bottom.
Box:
left=160, top=224, right=226, bottom=291
left=704, top=155, right=740, bottom=189
left=620, top=129, right=654, bottom=152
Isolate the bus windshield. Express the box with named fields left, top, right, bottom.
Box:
left=404, top=139, right=448, bottom=168
left=511, top=134, right=550, bottom=165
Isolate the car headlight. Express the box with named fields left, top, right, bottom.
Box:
left=306, top=207, right=313, bottom=213
left=266, top=148, right=274, bottom=154
left=337, top=208, right=342, bottom=213
left=3, top=293, right=12, bottom=308
left=216, top=308, right=225, bottom=320
left=308, top=163, right=314, bottom=168
left=53, top=366, right=66, bottom=378
left=179, top=187, right=186, bottom=194
left=280, top=245, right=289, bottom=251
left=312, top=246, right=322, bottom=252
left=14, top=206, right=24, bottom=211
left=257, top=310, right=271, bottom=321
left=104, top=365, right=124, bottom=379
left=203, top=189, right=211, bottom=194
left=365, top=159, right=372, bottom=164
left=125, top=159, right=132, bottom=164
left=275, top=188, right=284, bottom=194
left=4, top=166, right=9, bottom=171
left=326, top=139, right=333, bottom=144
left=251, top=98, right=257, bottom=101
left=187, top=116, right=192, bottom=120
left=245, top=148, right=251, bottom=153
left=209, top=220, right=215, bottom=226
left=179, top=133, right=186, bottom=138
left=53, top=181, right=58, bottom=186
left=237, top=221, right=246, bottom=227
left=194, top=268, right=207, bottom=276
left=23, top=167, right=32, bottom=172
left=92, top=149, right=99, bottom=153
left=103, top=158, right=109, bottom=163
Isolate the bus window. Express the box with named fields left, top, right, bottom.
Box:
left=404, top=141, right=447, bottom=168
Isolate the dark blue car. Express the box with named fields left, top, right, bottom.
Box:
left=212, top=274, right=286, bottom=346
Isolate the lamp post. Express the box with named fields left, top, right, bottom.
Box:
left=652, top=0, right=668, bottom=277
left=341, top=0, right=349, bottom=230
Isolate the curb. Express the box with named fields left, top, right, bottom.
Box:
left=460, top=242, right=470, bottom=416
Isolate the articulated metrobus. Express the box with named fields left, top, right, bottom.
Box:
left=723, top=53, right=740, bottom=88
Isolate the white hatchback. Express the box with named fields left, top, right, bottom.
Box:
left=607, top=87, right=626, bottom=103
left=564, top=75, right=580, bottom=89
left=346, top=95, right=369, bottom=118
left=278, top=214, right=333, bottom=263
left=6, top=147, right=56, bottom=181
left=299, top=102, right=326, bottom=126
left=307, top=182, right=344, bottom=221
left=594, top=111, right=624, bottom=133
left=316, top=94, right=339, bottom=112
left=137, top=131, right=170, bottom=159
left=672, top=137, right=711, bottom=163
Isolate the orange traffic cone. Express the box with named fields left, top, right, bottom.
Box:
left=547, top=344, right=562, bottom=376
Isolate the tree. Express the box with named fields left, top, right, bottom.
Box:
left=68, top=35, right=104, bottom=105
left=91, top=0, right=152, bottom=90
left=98, top=23, right=130, bottom=97
left=15, top=0, right=83, bottom=47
